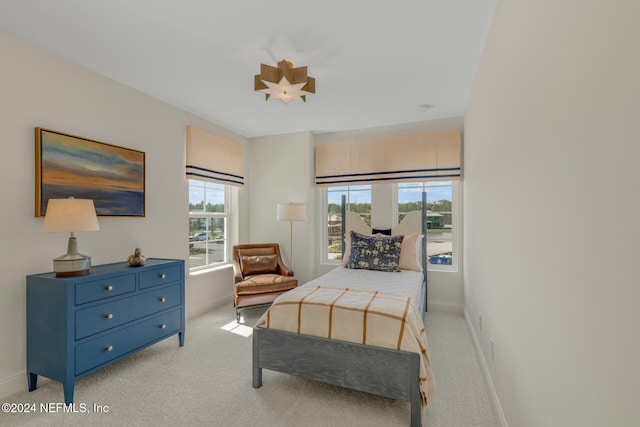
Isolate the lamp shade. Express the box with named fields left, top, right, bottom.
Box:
left=276, top=203, right=306, bottom=222
left=43, top=198, right=100, bottom=233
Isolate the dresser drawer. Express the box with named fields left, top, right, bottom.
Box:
left=75, top=283, right=181, bottom=340
left=75, top=308, right=182, bottom=375
left=75, top=274, right=136, bottom=305
left=139, top=264, right=182, bottom=289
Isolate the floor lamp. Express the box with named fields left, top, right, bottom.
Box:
left=276, top=203, right=306, bottom=271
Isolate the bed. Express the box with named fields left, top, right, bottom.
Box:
left=252, top=194, right=434, bottom=426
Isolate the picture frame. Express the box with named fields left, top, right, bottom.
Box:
left=35, top=128, right=145, bottom=217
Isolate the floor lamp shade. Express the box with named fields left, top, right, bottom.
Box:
left=43, top=197, right=100, bottom=277
left=277, top=203, right=306, bottom=270
left=276, top=203, right=306, bottom=222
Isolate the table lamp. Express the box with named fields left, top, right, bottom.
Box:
left=43, top=197, right=100, bottom=277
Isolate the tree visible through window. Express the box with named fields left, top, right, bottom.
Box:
left=188, top=180, right=229, bottom=270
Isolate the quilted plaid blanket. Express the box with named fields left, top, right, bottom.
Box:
left=257, top=284, right=436, bottom=407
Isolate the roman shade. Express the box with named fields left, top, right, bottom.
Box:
left=315, top=129, right=461, bottom=186
left=186, top=125, right=244, bottom=186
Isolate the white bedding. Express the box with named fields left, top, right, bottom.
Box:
left=256, top=265, right=434, bottom=408
left=301, top=266, right=424, bottom=308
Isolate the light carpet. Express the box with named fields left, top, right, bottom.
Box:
left=1, top=306, right=498, bottom=427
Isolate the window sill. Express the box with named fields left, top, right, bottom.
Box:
left=427, top=265, right=459, bottom=274
left=189, top=263, right=232, bottom=277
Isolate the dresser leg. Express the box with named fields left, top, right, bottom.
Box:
left=63, top=382, right=74, bottom=405
left=179, top=331, right=184, bottom=346
left=27, top=373, right=37, bottom=392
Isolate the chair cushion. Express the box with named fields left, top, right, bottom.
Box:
left=238, top=247, right=276, bottom=257
left=240, top=254, right=278, bottom=275
left=235, top=274, right=298, bottom=295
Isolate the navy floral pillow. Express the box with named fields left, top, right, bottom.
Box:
left=347, top=231, right=403, bottom=272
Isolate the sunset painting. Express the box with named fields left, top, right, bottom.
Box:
left=36, top=128, right=145, bottom=217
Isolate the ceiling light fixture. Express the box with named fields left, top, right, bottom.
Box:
left=254, top=59, right=316, bottom=104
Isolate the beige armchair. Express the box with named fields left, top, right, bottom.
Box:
left=231, top=243, right=298, bottom=321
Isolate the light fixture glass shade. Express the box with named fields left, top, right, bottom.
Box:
left=43, top=198, right=99, bottom=277
left=276, top=203, right=306, bottom=222
left=257, top=77, right=313, bottom=104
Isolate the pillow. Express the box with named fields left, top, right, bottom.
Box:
left=341, top=232, right=352, bottom=266
left=398, top=234, right=423, bottom=272
left=346, top=231, right=403, bottom=272
left=240, top=254, right=278, bottom=275
left=341, top=232, right=383, bottom=267
left=371, top=228, right=392, bottom=236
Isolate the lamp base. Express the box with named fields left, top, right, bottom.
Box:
left=53, top=253, right=92, bottom=278
left=55, top=268, right=90, bottom=278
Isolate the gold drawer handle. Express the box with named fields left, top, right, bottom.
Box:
left=106, top=345, right=113, bottom=352
left=160, top=273, right=166, bottom=279
left=106, top=313, right=113, bottom=319
left=160, top=297, right=166, bottom=303
left=105, top=285, right=113, bottom=291
left=160, top=324, right=167, bottom=329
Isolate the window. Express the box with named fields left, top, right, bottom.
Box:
left=324, top=185, right=371, bottom=263
left=320, top=181, right=459, bottom=270
left=188, top=180, right=229, bottom=271
left=397, top=181, right=457, bottom=269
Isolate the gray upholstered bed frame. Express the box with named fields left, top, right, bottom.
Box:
left=253, top=192, right=428, bottom=427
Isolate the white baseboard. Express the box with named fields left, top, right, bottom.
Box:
left=0, top=369, right=27, bottom=401
left=428, top=299, right=463, bottom=314
left=463, top=307, right=509, bottom=427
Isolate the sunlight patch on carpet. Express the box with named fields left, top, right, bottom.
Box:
left=220, top=320, right=253, bottom=337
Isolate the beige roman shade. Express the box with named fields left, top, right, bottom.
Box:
left=186, top=126, right=244, bottom=187
left=315, top=129, right=461, bottom=186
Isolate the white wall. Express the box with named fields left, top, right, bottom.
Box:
left=464, top=1, right=640, bottom=426
left=0, top=32, right=247, bottom=399
left=246, top=132, right=316, bottom=284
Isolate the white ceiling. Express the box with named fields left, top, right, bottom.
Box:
left=0, top=0, right=496, bottom=138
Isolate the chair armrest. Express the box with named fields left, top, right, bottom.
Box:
left=278, top=264, right=294, bottom=277
left=232, top=263, right=244, bottom=283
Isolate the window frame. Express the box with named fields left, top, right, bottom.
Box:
left=396, top=180, right=460, bottom=272
left=319, top=181, right=461, bottom=272
left=188, top=180, right=231, bottom=272
left=320, top=185, right=372, bottom=264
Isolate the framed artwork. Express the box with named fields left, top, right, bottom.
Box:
left=35, top=128, right=145, bottom=217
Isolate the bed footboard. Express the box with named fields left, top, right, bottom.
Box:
left=253, top=326, right=422, bottom=426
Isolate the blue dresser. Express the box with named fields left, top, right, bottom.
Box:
left=26, top=258, right=185, bottom=404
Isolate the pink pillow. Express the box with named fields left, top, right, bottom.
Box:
left=341, top=233, right=351, bottom=266
left=398, top=234, right=423, bottom=272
